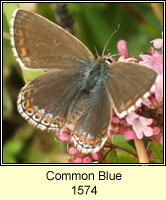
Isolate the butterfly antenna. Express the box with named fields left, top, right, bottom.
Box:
left=94, top=46, right=99, bottom=58
left=102, top=24, right=120, bottom=57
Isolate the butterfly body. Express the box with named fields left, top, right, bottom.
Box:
left=82, top=59, right=108, bottom=91
left=10, top=9, right=159, bottom=154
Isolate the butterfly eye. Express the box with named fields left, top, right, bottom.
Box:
left=105, top=58, right=112, bottom=64
left=103, top=56, right=112, bottom=65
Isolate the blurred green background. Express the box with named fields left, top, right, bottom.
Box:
left=3, top=2, right=163, bottom=163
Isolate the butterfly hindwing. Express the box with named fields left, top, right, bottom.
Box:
left=70, top=84, right=112, bottom=154
left=18, top=69, right=85, bottom=130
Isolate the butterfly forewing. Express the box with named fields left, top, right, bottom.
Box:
left=11, top=9, right=94, bottom=70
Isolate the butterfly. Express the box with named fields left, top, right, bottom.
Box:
left=10, top=9, right=159, bottom=154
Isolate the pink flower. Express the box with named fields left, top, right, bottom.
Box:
left=139, top=37, right=163, bottom=103
left=151, top=38, right=163, bottom=49
left=160, top=135, right=163, bottom=145
left=67, top=147, right=78, bottom=155
left=119, top=126, right=128, bottom=134
left=74, top=157, right=83, bottom=163
left=83, top=156, right=92, bottom=163
left=155, top=75, right=163, bottom=102
left=59, top=133, right=70, bottom=142
left=117, top=40, right=128, bottom=57
left=124, top=130, right=136, bottom=140
left=153, top=127, right=160, bottom=135
left=56, top=129, right=61, bottom=137
left=139, top=51, right=163, bottom=75
left=92, top=151, right=102, bottom=160
left=126, top=112, right=153, bottom=139
left=118, top=56, right=137, bottom=63
left=112, top=117, right=120, bottom=124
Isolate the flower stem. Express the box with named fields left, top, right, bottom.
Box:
left=134, top=138, right=149, bottom=163
left=105, top=143, right=138, bottom=158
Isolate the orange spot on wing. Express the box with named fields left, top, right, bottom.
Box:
left=90, top=140, right=95, bottom=145
left=25, top=100, right=30, bottom=108
left=44, top=117, right=51, bottom=123
left=134, top=94, right=139, bottom=99
left=102, top=129, right=107, bottom=135
left=21, top=48, right=27, bottom=56
left=79, top=136, right=85, bottom=141
left=27, top=90, right=32, bottom=97
left=19, top=39, right=24, bottom=45
left=95, top=138, right=100, bottom=144
left=125, top=99, right=132, bottom=107
left=74, top=130, right=78, bottom=134
left=58, top=120, right=63, bottom=127
left=28, top=107, right=35, bottom=113
left=36, top=112, right=42, bottom=119
left=25, top=90, right=32, bottom=98
left=85, top=138, right=89, bottom=144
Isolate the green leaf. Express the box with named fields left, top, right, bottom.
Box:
left=115, top=142, right=138, bottom=163
left=112, top=136, right=138, bottom=163
left=150, top=142, right=163, bottom=162
left=3, top=86, right=13, bottom=118
left=3, top=3, right=19, bottom=27
left=3, top=138, right=24, bottom=156
left=116, top=150, right=138, bottom=163
left=22, top=69, right=45, bottom=83
left=105, top=148, right=118, bottom=163
left=112, top=135, right=127, bottom=143
left=3, top=151, right=17, bottom=163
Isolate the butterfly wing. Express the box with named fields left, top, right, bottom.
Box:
left=10, top=9, right=94, bottom=70
left=18, top=69, right=85, bottom=130
left=106, top=62, right=159, bottom=118
left=70, top=85, right=112, bottom=154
